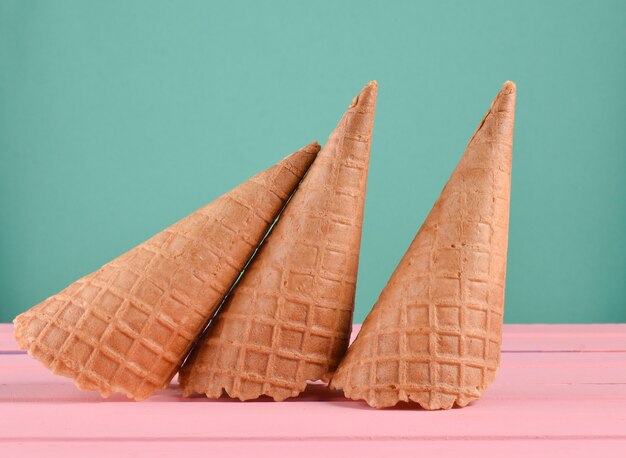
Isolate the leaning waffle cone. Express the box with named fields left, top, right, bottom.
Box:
left=13, top=143, right=319, bottom=400
left=180, top=82, right=378, bottom=401
left=331, top=82, right=516, bottom=409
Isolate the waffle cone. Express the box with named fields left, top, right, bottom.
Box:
left=331, top=82, right=516, bottom=409
left=180, top=82, right=378, bottom=401
left=13, top=143, right=319, bottom=400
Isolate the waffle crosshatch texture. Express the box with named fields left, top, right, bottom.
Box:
left=330, top=82, right=516, bottom=409
left=179, top=82, right=378, bottom=400
left=12, top=143, right=319, bottom=400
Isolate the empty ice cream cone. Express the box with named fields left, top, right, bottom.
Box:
left=331, top=82, right=516, bottom=409
left=13, top=142, right=319, bottom=400
left=179, top=82, right=378, bottom=401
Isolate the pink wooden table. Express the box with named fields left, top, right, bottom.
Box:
left=1, top=323, right=625, bottom=457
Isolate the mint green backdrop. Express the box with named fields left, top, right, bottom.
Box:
left=1, top=1, right=625, bottom=323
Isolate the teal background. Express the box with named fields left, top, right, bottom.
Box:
left=1, top=1, right=625, bottom=323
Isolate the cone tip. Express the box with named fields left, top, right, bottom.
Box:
left=306, top=141, right=321, bottom=155
left=362, top=80, right=378, bottom=95
left=295, top=141, right=320, bottom=153
left=501, top=80, right=516, bottom=94
left=349, top=80, right=378, bottom=108
left=280, top=141, right=320, bottom=164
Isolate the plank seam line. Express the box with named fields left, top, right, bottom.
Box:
left=4, top=350, right=626, bottom=356
left=503, top=350, right=626, bottom=353
left=2, top=435, right=626, bottom=443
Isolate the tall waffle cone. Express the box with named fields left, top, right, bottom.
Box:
left=180, top=82, right=378, bottom=401
left=13, top=142, right=319, bottom=400
left=331, top=82, right=516, bottom=409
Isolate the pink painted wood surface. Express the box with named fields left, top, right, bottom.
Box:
left=1, top=323, right=625, bottom=457
left=3, top=440, right=626, bottom=458
left=3, top=323, right=626, bottom=352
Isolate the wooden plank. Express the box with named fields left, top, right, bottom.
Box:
left=1, top=352, right=624, bottom=440
left=502, top=324, right=626, bottom=352
left=3, top=350, right=624, bottom=386
left=0, top=373, right=625, bottom=403
left=0, top=380, right=624, bottom=404
left=1, top=323, right=625, bottom=455
left=355, top=323, right=626, bottom=352
left=0, top=324, right=18, bottom=352
left=3, top=440, right=626, bottom=458
left=3, top=323, right=625, bottom=352
left=1, top=398, right=625, bottom=440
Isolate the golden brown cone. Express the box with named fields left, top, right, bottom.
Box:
left=331, top=82, right=516, bottom=409
left=179, top=82, right=378, bottom=401
left=13, top=142, right=319, bottom=400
